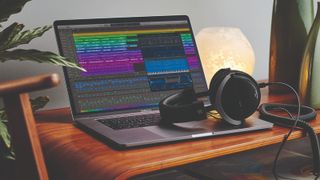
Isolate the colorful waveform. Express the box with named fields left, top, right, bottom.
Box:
left=73, top=28, right=191, bottom=77
left=73, top=34, right=143, bottom=76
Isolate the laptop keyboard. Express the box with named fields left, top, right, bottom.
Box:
left=97, top=114, right=161, bottom=130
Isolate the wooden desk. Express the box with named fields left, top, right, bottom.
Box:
left=35, top=90, right=320, bottom=180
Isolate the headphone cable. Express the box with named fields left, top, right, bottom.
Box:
left=272, top=107, right=300, bottom=180
left=270, top=107, right=320, bottom=180
left=259, top=82, right=303, bottom=179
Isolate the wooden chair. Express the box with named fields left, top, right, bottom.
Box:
left=0, top=74, right=60, bottom=180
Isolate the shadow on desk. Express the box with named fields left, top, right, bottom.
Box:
left=134, top=136, right=314, bottom=180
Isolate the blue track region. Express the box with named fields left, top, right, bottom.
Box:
left=144, top=58, right=189, bottom=73
left=73, top=76, right=148, bottom=91
left=149, top=73, right=193, bottom=91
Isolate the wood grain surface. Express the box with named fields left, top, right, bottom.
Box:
left=35, top=89, right=316, bottom=180
left=4, top=93, right=49, bottom=180
left=0, top=73, right=59, bottom=95
left=0, top=73, right=60, bottom=180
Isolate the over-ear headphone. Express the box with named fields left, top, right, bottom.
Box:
left=159, top=68, right=261, bottom=125
left=159, top=68, right=320, bottom=176
left=159, top=68, right=316, bottom=125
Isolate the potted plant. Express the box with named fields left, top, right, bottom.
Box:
left=0, top=0, right=85, bottom=165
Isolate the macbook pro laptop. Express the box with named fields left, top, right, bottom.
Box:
left=54, top=15, right=273, bottom=148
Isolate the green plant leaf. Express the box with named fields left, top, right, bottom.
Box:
left=0, top=22, right=24, bottom=49
left=0, top=110, right=14, bottom=160
left=0, top=0, right=31, bottom=24
left=0, top=24, right=51, bottom=51
left=0, top=108, right=6, bottom=120
left=0, top=49, right=86, bottom=71
left=0, top=140, right=15, bottom=160
left=30, top=96, right=49, bottom=112
left=0, top=119, right=10, bottom=149
left=3, top=151, right=15, bottom=160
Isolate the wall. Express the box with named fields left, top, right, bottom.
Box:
left=0, top=0, right=274, bottom=109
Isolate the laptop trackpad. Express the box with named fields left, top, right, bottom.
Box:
left=145, top=120, right=213, bottom=138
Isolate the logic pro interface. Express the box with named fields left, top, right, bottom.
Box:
left=56, top=16, right=208, bottom=114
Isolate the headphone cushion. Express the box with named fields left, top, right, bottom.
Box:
left=159, top=89, right=207, bottom=123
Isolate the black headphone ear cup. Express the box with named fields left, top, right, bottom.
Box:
left=159, top=88, right=207, bottom=123
left=208, top=68, right=231, bottom=107
left=176, top=89, right=205, bottom=115
left=176, top=88, right=197, bottom=105
left=220, top=74, right=261, bottom=120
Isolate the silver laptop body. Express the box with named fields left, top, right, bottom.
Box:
left=54, top=15, right=273, bottom=148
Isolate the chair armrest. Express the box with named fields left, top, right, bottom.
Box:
left=0, top=73, right=60, bottom=96
left=1, top=73, right=59, bottom=180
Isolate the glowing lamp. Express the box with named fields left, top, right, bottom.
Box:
left=196, top=27, right=255, bottom=85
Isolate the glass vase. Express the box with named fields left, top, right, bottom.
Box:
left=299, top=2, right=320, bottom=109
left=269, top=0, right=314, bottom=93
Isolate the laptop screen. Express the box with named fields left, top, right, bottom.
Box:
left=54, top=16, right=208, bottom=115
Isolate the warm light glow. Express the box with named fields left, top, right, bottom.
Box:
left=196, top=27, right=255, bottom=85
